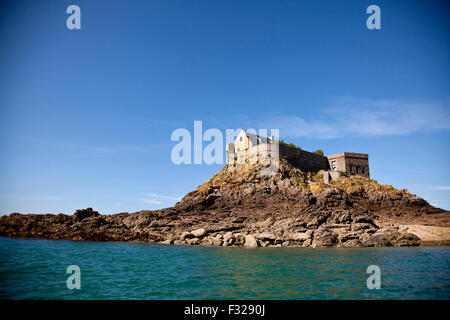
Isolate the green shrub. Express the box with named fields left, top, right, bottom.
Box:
left=313, top=149, right=324, bottom=156
left=274, top=139, right=301, bottom=150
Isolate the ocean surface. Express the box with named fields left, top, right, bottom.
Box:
left=0, top=237, right=449, bottom=299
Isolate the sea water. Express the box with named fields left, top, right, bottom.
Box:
left=0, top=237, right=448, bottom=299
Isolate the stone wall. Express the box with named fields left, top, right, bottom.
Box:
left=227, top=143, right=330, bottom=173
left=228, top=143, right=275, bottom=166
left=279, top=144, right=329, bottom=173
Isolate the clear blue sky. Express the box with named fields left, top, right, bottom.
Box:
left=0, top=0, right=449, bottom=214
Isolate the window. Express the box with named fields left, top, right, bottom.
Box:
left=331, top=160, right=337, bottom=171
left=240, top=136, right=243, bottom=141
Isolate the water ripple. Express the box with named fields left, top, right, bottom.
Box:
left=0, top=237, right=449, bottom=299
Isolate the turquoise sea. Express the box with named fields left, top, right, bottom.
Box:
left=0, top=237, right=449, bottom=299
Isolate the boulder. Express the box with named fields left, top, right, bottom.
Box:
left=284, top=232, right=310, bottom=242
left=191, top=228, right=206, bottom=237
left=391, top=232, right=421, bottom=247
left=256, top=232, right=276, bottom=242
left=312, top=230, right=338, bottom=247
left=302, top=239, right=312, bottom=247
left=223, top=232, right=233, bottom=242
left=244, top=235, right=258, bottom=248
left=180, top=231, right=194, bottom=240
left=259, top=240, right=269, bottom=247
left=212, top=238, right=223, bottom=246
left=186, top=237, right=199, bottom=245
left=233, top=233, right=246, bottom=245
left=340, top=239, right=363, bottom=247
left=208, top=236, right=223, bottom=246
left=359, top=229, right=394, bottom=247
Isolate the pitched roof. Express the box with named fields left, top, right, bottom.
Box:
left=243, top=131, right=271, bottom=143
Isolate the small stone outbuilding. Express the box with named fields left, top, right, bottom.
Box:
left=326, top=152, right=370, bottom=178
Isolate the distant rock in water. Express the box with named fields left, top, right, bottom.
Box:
left=1, top=158, right=449, bottom=247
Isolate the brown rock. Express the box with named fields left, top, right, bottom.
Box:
left=73, top=208, right=99, bottom=221
left=312, top=230, right=338, bottom=247
left=244, top=235, right=258, bottom=248
left=0, top=155, right=448, bottom=248
left=191, top=228, right=206, bottom=237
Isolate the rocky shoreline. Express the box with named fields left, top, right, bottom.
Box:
left=1, top=160, right=449, bottom=247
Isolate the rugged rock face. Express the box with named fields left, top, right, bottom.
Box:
left=1, top=159, right=449, bottom=247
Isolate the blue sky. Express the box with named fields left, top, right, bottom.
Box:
left=0, top=0, right=449, bottom=214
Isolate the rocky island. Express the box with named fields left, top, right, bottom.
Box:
left=1, top=140, right=449, bottom=247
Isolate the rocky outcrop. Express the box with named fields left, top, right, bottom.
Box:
left=73, top=208, right=99, bottom=221
left=0, top=159, right=449, bottom=247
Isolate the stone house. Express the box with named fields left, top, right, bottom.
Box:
left=232, top=131, right=274, bottom=153
left=226, top=130, right=370, bottom=182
